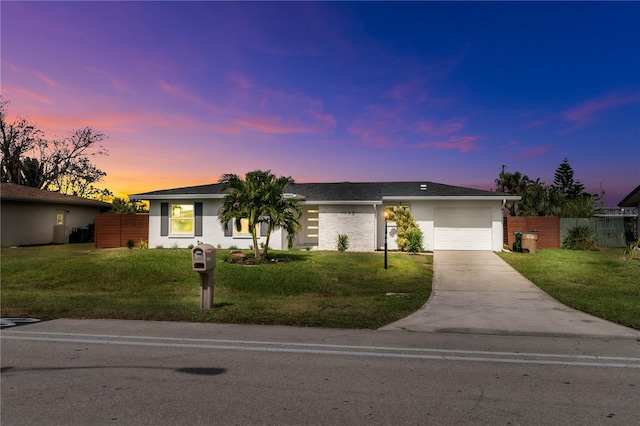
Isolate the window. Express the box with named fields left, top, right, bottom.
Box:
left=170, top=204, right=194, bottom=235
left=233, top=218, right=257, bottom=238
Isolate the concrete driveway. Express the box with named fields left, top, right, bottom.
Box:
left=381, top=251, right=640, bottom=339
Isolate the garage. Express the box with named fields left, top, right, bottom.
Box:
left=434, top=207, right=492, bottom=250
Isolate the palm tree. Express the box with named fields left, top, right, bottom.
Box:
left=261, top=175, right=301, bottom=259
left=495, top=165, right=530, bottom=216
left=218, top=170, right=301, bottom=260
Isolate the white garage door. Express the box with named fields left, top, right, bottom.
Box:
left=434, top=207, right=492, bottom=250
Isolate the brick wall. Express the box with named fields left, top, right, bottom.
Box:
left=95, top=214, right=149, bottom=248
left=504, top=216, right=560, bottom=249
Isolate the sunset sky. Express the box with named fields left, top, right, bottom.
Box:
left=2, top=1, right=639, bottom=205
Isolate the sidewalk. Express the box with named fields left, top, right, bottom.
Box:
left=380, top=251, right=640, bottom=339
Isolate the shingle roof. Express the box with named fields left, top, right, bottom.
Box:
left=129, top=181, right=516, bottom=201
left=618, top=184, right=640, bottom=207
left=0, top=183, right=111, bottom=208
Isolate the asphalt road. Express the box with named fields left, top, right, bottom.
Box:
left=2, top=319, right=639, bottom=425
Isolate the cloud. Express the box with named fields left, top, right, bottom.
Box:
left=86, top=66, right=128, bottom=93
left=561, top=90, right=640, bottom=132
left=233, top=115, right=314, bottom=134
left=347, top=105, right=407, bottom=148
left=415, top=118, right=466, bottom=136
left=412, top=135, right=481, bottom=153
left=521, top=119, right=552, bottom=129
left=33, top=72, right=60, bottom=87
left=514, top=146, right=551, bottom=159
left=1, top=86, right=53, bottom=105
left=500, top=140, right=551, bottom=159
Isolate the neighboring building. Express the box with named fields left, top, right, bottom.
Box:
left=618, top=184, right=640, bottom=239
left=129, top=181, right=520, bottom=252
left=0, top=183, right=110, bottom=247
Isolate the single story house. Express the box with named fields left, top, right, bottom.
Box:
left=1, top=183, right=111, bottom=247
left=129, top=181, right=519, bottom=252
left=618, top=184, right=640, bottom=238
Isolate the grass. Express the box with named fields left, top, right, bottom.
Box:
left=0, top=244, right=432, bottom=329
left=498, top=249, right=640, bottom=330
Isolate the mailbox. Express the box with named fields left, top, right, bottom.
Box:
left=192, top=244, right=216, bottom=272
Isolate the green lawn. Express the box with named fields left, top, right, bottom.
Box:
left=0, top=244, right=432, bottom=329
left=498, top=249, right=640, bottom=330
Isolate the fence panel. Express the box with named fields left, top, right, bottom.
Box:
left=95, top=214, right=149, bottom=248
left=560, top=217, right=626, bottom=248
left=504, top=217, right=560, bottom=249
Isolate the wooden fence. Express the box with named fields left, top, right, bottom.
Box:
left=504, top=216, right=561, bottom=249
left=94, top=214, right=149, bottom=248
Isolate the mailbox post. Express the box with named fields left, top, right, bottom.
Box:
left=192, top=244, right=216, bottom=309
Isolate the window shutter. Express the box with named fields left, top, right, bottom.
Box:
left=160, top=203, right=169, bottom=236
left=224, top=219, right=233, bottom=237
left=195, top=202, right=203, bottom=237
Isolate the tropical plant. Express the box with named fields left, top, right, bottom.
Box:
left=337, top=234, right=349, bottom=252
left=562, top=225, right=598, bottom=250
left=218, top=170, right=301, bottom=260
left=495, top=165, right=530, bottom=216
left=387, top=206, right=422, bottom=252
left=260, top=174, right=302, bottom=259
left=405, top=228, right=424, bottom=254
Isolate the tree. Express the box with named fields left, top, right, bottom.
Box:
left=218, top=170, right=301, bottom=260
left=553, top=158, right=584, bottom=200
left=0, top=99, right=44, bottom=185
left=518, top=179, right=562, bottom=217
left=260, top=175, right=302, bottom=259
left=495, top=165, right=530, bottom=216
left=109, top=197, right=147, bottom=214
left=0, top=98, right=109, bottom=198
left=37, top=127, right=109, bottom=197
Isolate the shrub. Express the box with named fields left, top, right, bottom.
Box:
left=138, top=240, right=149, bottom=250
left=405, top=228, right=424, bottom=254
left=562, top=225, right=598, bottom=250
left=387, top=206, right=423, bottom=252
left=337, top=234, right=349, bottom=252
left=126, top=239, right=135, bottom=249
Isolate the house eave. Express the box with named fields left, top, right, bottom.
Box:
left=382, top=195, right=522, bottom=201
left=128, top=194, right=226, bottom=200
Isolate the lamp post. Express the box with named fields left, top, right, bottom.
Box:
left=383, top=210, right=389, bottom=269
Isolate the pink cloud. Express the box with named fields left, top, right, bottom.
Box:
left=522, top=119, right=552, bottom=129
left=86, top=67, right=128, bottom=93
left=412, top=135, right=481, bottom=153
left=1, top=59, right=18, bottom=73
left=561, top=90, right=640, bottom=131
left=33, top=72, right=60, bottom=87
left=1, top=86, right=53, bottom=105
left=347, top=105, right=406, bottom=148
left=415, top=118, right=465, bottom=136
left=233, top=116, right=314, bottom=134
left=514, top=146, right=551, bottom=159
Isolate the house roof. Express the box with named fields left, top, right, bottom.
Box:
left=0, top=183, right=111, bottom=208
left=129, top=181, right=520, bottom=203
left=618, top=184, right=640, bottom=207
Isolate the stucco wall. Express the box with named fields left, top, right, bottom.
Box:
left=377, top=199, right=505, bottom=252
left=317, top=204, right=376, bottom=251
left=148, top=199, right=285, bottom=250
left=1, top=201, right=102, bottom=246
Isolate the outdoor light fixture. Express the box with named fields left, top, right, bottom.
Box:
left=383, top=210, right=389, bottom=269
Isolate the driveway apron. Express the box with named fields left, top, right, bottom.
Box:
left=380, top=251, right=640, bottom=338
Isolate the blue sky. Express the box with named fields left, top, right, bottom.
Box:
left=2, top=1, right=639, bottom=204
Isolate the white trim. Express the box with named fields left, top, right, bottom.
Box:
left=383, top=195, right=521, bottom=201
